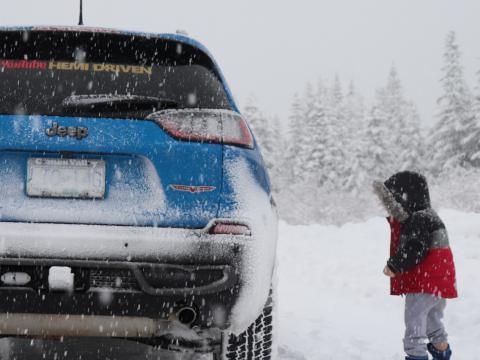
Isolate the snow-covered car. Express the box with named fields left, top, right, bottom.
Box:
left=0, top=27, right=277, bottom=359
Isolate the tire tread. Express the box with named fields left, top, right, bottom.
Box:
left=223, top=290, right=274, bottom=360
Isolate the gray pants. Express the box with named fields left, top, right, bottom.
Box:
left=404, top=294, right=448, bottom=357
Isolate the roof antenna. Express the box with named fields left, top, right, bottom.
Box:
left=78, top=0, right=84, bottom=26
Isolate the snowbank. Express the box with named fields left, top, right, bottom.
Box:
left=277, top=209, right=479, bottom=359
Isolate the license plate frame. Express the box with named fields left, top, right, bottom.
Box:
left=26, top=158, right=106, bottom=199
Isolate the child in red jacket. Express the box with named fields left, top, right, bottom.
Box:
left=373, top=171, right=457, bottom=360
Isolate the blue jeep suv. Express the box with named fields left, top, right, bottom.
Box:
left=0, top=27, right=277, bottom=359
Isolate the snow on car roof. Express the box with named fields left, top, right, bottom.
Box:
left=0, top=26, right=208, bottom=55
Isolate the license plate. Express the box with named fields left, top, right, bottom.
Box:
left=27, top=158, right=106, bottom=199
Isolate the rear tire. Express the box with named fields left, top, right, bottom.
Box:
left=223, top=290, right=274, bottom=360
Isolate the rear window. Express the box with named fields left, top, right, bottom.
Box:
left=0, top=30, right=232, bottom=119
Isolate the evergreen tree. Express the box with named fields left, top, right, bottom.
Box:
left=243, top=95, right=265, bottom=140
left=296, top=82, right=321, bottom=183
left=284, top=92, right=306, bottom=183
left=429, top=31, right=474, bottom=172
left=398, top=102, right=424, bottom=170
left=322, top=75, right=348, bottom=189
left=364, top=101, right=392, bottom=179
left=302, top=80, right=331, bottom=187
left=243, top=96, right=288, bottom=193
left=243, top=96, right=276, bottom=174
left=464, top=69, right=480, bottom=165
left=383, top=66, right=423, bottom=171
left=343, top=81, right=368, bottom=192
left=268, top=115, right=286, bottom=192
left=330, top=75, right=344, bottom=109
left=364, top=66, right=423, bottom=178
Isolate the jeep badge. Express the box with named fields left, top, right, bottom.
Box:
left=46, top=122, right=89, bottom=140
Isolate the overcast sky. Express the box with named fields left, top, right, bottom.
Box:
left=1, top=0, right=479, bottom=126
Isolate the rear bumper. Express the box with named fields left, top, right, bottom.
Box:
left=0, top=221, right=242, bottom=263
left=0, top=221, right=269, bottom=336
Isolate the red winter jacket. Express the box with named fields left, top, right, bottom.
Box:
left=374, top=171, right=457, bottom=299
left=388, top=217, right=457, bottom=299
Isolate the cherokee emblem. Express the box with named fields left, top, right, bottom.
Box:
left=170, top=184, right=216, bottom=193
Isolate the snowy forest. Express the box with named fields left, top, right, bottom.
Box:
left=245, top=31, right=480, bottom=224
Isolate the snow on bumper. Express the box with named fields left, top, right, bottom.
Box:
left=0, top=221, right=274, bottom=334
left=0, top=221, right=245, bottom=263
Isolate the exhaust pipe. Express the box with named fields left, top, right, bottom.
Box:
left=176, top=306, right=197, bottom=326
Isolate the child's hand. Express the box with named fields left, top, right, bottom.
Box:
left=383, top=265, right=396, bottom=278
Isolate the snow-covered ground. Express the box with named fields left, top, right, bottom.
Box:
left=277, top=209, right=480, bottom=360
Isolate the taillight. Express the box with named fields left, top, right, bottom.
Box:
left=208, top=221, right=252, bottom=236
left=147, top=109, right=254, bottom=149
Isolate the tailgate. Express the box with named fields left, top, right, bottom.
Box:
left=0, top=115, right=223, bottom=228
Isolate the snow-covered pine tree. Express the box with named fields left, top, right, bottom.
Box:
left=429, top=31, right=474, bottom=172
left=300, top=79, right=343, bottom=221
left=284, top=92, right=306, bottom=184
left=398, top=101, right=424, bottom=171
left=243, top=95, right=264, bottom=137
left=243, top=95, right=277, bottom=179
left=383, top=66, right=424, bottom=171
left=342, top=81, right=368, bottom=193
left=301, top=80, right=332, bottom=188
left=268, top=114, right=286, bottom=193
left=278, top=81, right=328, bottom=222
left=322, top=75, right=349, bottom=190
left=364, top=66, right=424, bottom=180
left=463, top=68, right=480, bottom=165
left=364, top=99, right=392, bottom=179
left=296, top=82, right=321, bottom=183
left=280, top=85, right=321, bottom=223
left=330, top=75, right=343, bottom=108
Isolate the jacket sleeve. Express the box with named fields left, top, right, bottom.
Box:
left=387, top=215, right=431, bottom=273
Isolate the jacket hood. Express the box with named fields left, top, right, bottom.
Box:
left=384, top=171, right=431, bottom=214
left=373, top=171, right=431, bottom=221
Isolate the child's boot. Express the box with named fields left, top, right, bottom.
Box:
left=427, top=343, right=452, bottom=360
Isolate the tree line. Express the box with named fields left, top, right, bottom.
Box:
left=244, top=31, right=480, bottom=224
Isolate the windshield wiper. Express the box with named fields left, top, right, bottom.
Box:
left=61, top=94, right=178, bottom=119
left=63, top=94, right=177, bottom=108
